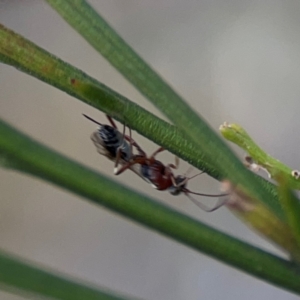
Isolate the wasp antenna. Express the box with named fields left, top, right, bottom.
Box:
left=82, top=114, right=103, bottom=126
left=187, top=171, right=205, bottom=181
left=183, top=188, right=227, bottom=198
left=184, top=192, right=227, bottom=212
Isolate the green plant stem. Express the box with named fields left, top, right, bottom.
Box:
left=0, top=119, right=300, bottom=295
left=45, top=0, right=280, bottom=218
left=0, top=23, right=217, bottom=179
left=0, top=250, right=136, bottom=300
left=220, top=122, right=300, bottom=189
left=0, top=22, right=282, bottom=218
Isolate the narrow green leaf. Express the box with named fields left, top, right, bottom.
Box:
left=0, top=119, right=300, bottom=295
left=45, top=0, right=282, bottom=219
left=0, top=250, right=136, bottom=300
left=0, top=22, right=283, bottom=218
left=0, top=23, right=219, bottom=181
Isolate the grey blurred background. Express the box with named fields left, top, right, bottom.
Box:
left=1, top=1, right=300, bottom=299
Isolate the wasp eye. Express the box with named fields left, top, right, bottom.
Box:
left=168, top=185, right=182, bottom=196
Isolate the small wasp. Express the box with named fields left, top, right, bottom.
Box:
left=84, top=114, right=227, bottom=211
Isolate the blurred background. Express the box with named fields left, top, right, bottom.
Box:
left=1, top=1, right=300, bottom=299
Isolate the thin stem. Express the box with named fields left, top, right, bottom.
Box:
left=220, top=122, right=300, bottom=189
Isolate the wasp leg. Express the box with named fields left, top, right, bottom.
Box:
left=166, top=156, right=179, bottom=170
left=185, top=192, right=228, bottom=212
left=114, top=156, right=146, bottom=175
left=124, top=127, right=147, bottom=156
left=106, top=115, right=118, bottom=129
left=150, top=147, right=165, bottom=158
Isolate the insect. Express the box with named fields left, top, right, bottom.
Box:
left=114, top=146, right=227, bottom=212
left=84, top=114, right=227, bottom=211
left=83, top=114, right=146, bottom=177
